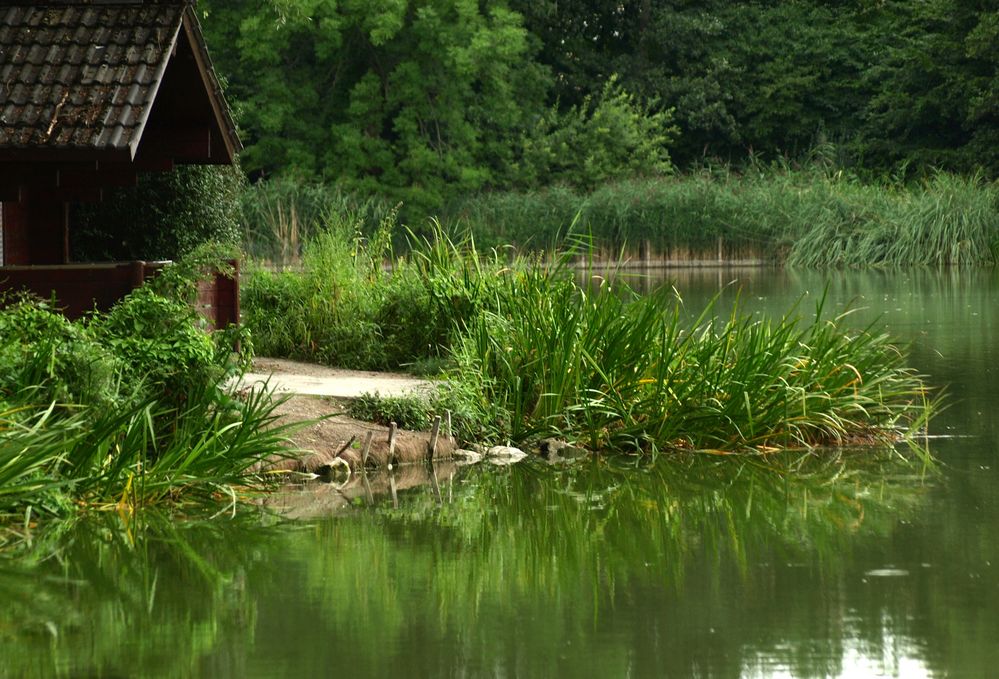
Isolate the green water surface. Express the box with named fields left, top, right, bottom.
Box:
left=2, top=269, right=997, bottom=678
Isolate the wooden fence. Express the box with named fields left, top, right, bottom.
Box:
left=0, top=259, right=239, bottom=328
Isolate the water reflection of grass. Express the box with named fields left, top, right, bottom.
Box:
left=0, top=452, right=938, bottom=678
left=284, top=452, right=932, bottom=677
left=0, top=510, right=288, bottom=679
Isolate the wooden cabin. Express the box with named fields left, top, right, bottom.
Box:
left=0, top=0, right=241, bottom=325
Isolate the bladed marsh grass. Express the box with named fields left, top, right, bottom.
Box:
left=241, top=169, right=997, bottom=268
left=445, top=249, right=934, bottom=452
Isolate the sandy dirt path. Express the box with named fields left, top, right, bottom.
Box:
left=241, top=357, right=436, bottom=398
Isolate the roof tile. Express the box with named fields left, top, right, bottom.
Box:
left=0, top=2, right=184, bottom=152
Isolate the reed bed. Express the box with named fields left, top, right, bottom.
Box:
left=240, top=177, right=397, bottom=269
left=239, top=170, right=998, bottom=267
left=446, top=252, right=933, bottom=453
left=786, top=173, right=999, bottom=266
left=444, top=170, right=999, bottom=266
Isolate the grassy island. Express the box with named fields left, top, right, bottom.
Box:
left=243, top=219, right=934, bottom=455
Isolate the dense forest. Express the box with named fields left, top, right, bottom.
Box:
left=199, top=0, right=999, bottom=210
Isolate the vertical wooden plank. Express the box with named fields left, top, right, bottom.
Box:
left=230, top=258, right=240, bottom=327
left=1, top=200, right=30, bottom=265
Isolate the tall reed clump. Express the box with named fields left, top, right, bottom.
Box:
left=242, top=209, right=456, bottom=369
left=448, top=169, right=999, bottom=266
left=446, top=255, right=933, bottom=453
left=240, top=178, right=397, bottom=268
left=786, top=172, right=999, bottom=266
left=0, top=254, right=292, bottom=527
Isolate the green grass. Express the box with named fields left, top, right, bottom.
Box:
left=240, top=169, right=999, bottom=268
left=240, top=176, right=397, bottom=269
left=241, top=216, right=511, bottom=370
left=786, top=172, right=999, bottom=266
left=241, top=214, right=935, bottom=454
left=0, top=382, right=292, bottom=522
left=445, top=252, right=934, bottom=453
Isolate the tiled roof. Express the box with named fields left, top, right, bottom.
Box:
left=0, top=2, right=186, bottom=154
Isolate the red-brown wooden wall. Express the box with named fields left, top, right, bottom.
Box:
left=0, top=260, right=239, bottom=327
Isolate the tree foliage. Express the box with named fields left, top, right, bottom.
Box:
left=201, top=0, right=999, bottom=190
left=201, top=0, right=553, bottom=212
left=512, top=0, right=999, bottom=176
left=519, top=77, right=676, bottom=191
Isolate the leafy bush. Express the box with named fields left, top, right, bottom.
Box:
left=346, top=392, right=433, bottom=431
left=90, top=286, right=219, bottom=400
left=519, top=77, right=678, bottom=191
left=0, top=252, right=283, bottom=525
left=242, top=213, right=461, bottom=370
left=0, top=248, right=251, bottom=412
left=0, top=296, right=119, bottom=409
left=70, top=164, right=245, bottom=262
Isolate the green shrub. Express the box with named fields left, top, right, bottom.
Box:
left=90, top=286, right=218, bottom=400
left=0, top=296, right=119, bottom=409
left=0, top=253, right=283, bottom=524
left=70, top=164, right=245, bottom=262
left=519, top=76, right=678, bottom=191
left=242, top=213, right=460, bottom=370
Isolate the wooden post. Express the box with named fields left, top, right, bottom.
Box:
left=387, top=422, right=397, bottom=468
left=130, top=260, right=146, bottom=290
left=427, top=416, right=441, bottom=462
left=361, top=431, right=373, bottom=467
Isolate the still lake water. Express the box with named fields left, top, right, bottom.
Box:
left=2, top=269, right=997, bottom=678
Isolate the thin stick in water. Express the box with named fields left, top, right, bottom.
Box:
left=336, top=435, right=357, bottom=457
left=387, top=422, right=397, bottom=468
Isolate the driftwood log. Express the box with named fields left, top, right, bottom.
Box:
left=258, top=420, right=458, bottom=475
